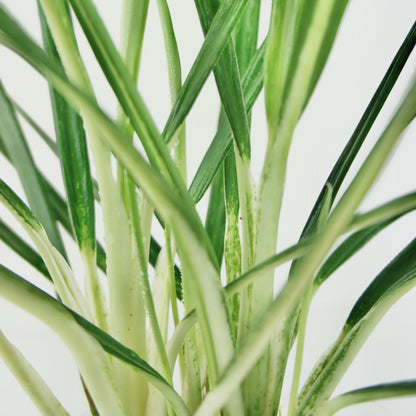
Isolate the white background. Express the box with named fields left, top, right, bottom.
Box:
left=0, top=1, right=416, bottom=415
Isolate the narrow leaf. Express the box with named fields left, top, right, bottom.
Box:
left=319, top=380, right=416, bottom=416
left=0, top=82, right=65, bottom=254
left=0, top=218, right=51, bottom=280
left=189, top=41, right=265, bottom=203
left=0, top=11, right=237, bottom=391
left=194, top=0, right=251, bottom=160
left=0, top=265, right=190, bottom=416
left=265, top=0, right=348, bottom=140
left=233, top=0, right=261, bottom=76
left=0, top=329, right=69, bottom=416
left=162, top=0, right=248, bottom=142
left=205, top=167, right=226, bottom=267
left=296, top=238, right=416, bottom=415
left=39, top=6, right=95, bottom=252
left=298, top=20, right=416, bottom=239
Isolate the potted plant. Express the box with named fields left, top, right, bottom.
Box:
left=0, top=1, right=415, bottom=415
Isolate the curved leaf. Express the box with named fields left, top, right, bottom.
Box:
left=296, top=238, right=416, bottom=415
left=0, top=329, right=69, bottom=416
left=318, top=380, right=416, bottom=416
left=315, top=191, right=416, bottom=286
left=0, top=264, right=190, bottom=416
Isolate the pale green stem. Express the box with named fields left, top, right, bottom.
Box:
left=38, top=1, right=141, bottom=410
left=287, top=284, right=313, bottom=416
left=0, top=329, right=69, bottom=416
left=165, top=228, right=180, bottom=326
left=0, top=189, right=89, bottom=316
left=235, top=151, right=256, bottom=348
left=128, top=181, right=172, bottom=382
left=82, top=248, right=108, bottom=331
left=261, top=2, right=339, bottom=411
left=155, top=0, right=186, bottom=178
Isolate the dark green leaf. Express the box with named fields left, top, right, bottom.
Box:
left=189, top=41, right=265, bottom=202
left=320, top=380, right=416, bottom=415
left=297, top=238, right=416, bottom=415
left=39, top=5, right=95, bottom=252
left=0, top=218, right=51, bottom=279
left=298, top=20, right=416, bottom=240
left=315, top=217, right=397, bottom=287
left=194, top=0, right=251, bottom=160
left=205, top=167, right=225, bottom=267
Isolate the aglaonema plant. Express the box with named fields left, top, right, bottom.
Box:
left=0, top=0, right=415, bottom=415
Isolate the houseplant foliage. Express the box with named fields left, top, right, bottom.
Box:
left=0, top=0, right=415, bottom=415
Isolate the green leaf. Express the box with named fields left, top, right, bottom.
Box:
left=39, top=5, right=95, bottom=253
left=265, top=0, right=348, bottom=140
left=0, top=82, right=65, bottom=255
left=0, top=329, right=69, bottom=416
left=0, top=218, right=51, bottom=280
left=319, top=380, right=416, bottom=416
left=233, top=0, right=261, bottom=76
left=162, top=0, right=248, bottom=143
left=194, top=0, right=251, bottom=160
left=316, top=218, right=400, bottom=287
left=0, top=264, right=190, bottom=416
left=65, top=0, right=186, bottom=197
left=298, top=19, right=416, bottom=240
left=296, top=238, right=416, bottom=415
left=0, top=10, right=237, bottom=393
left=189, top=41, right=265, bottom=203
left=195, top=73, right=416, bottom=416
left=0, top=179, right=88, bottom=316
left=205, top=167, right=226, bottom=267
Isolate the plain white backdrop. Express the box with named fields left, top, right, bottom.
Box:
left=0, top=1, right=416, bottom=415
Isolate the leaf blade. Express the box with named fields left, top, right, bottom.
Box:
left=189, top=41, right=265, bottom=203
left=162, top=0, right=248, bottom=143
left=0, top=82, right=65, bottom=254
left=39, top=5, right=95, bottom=253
